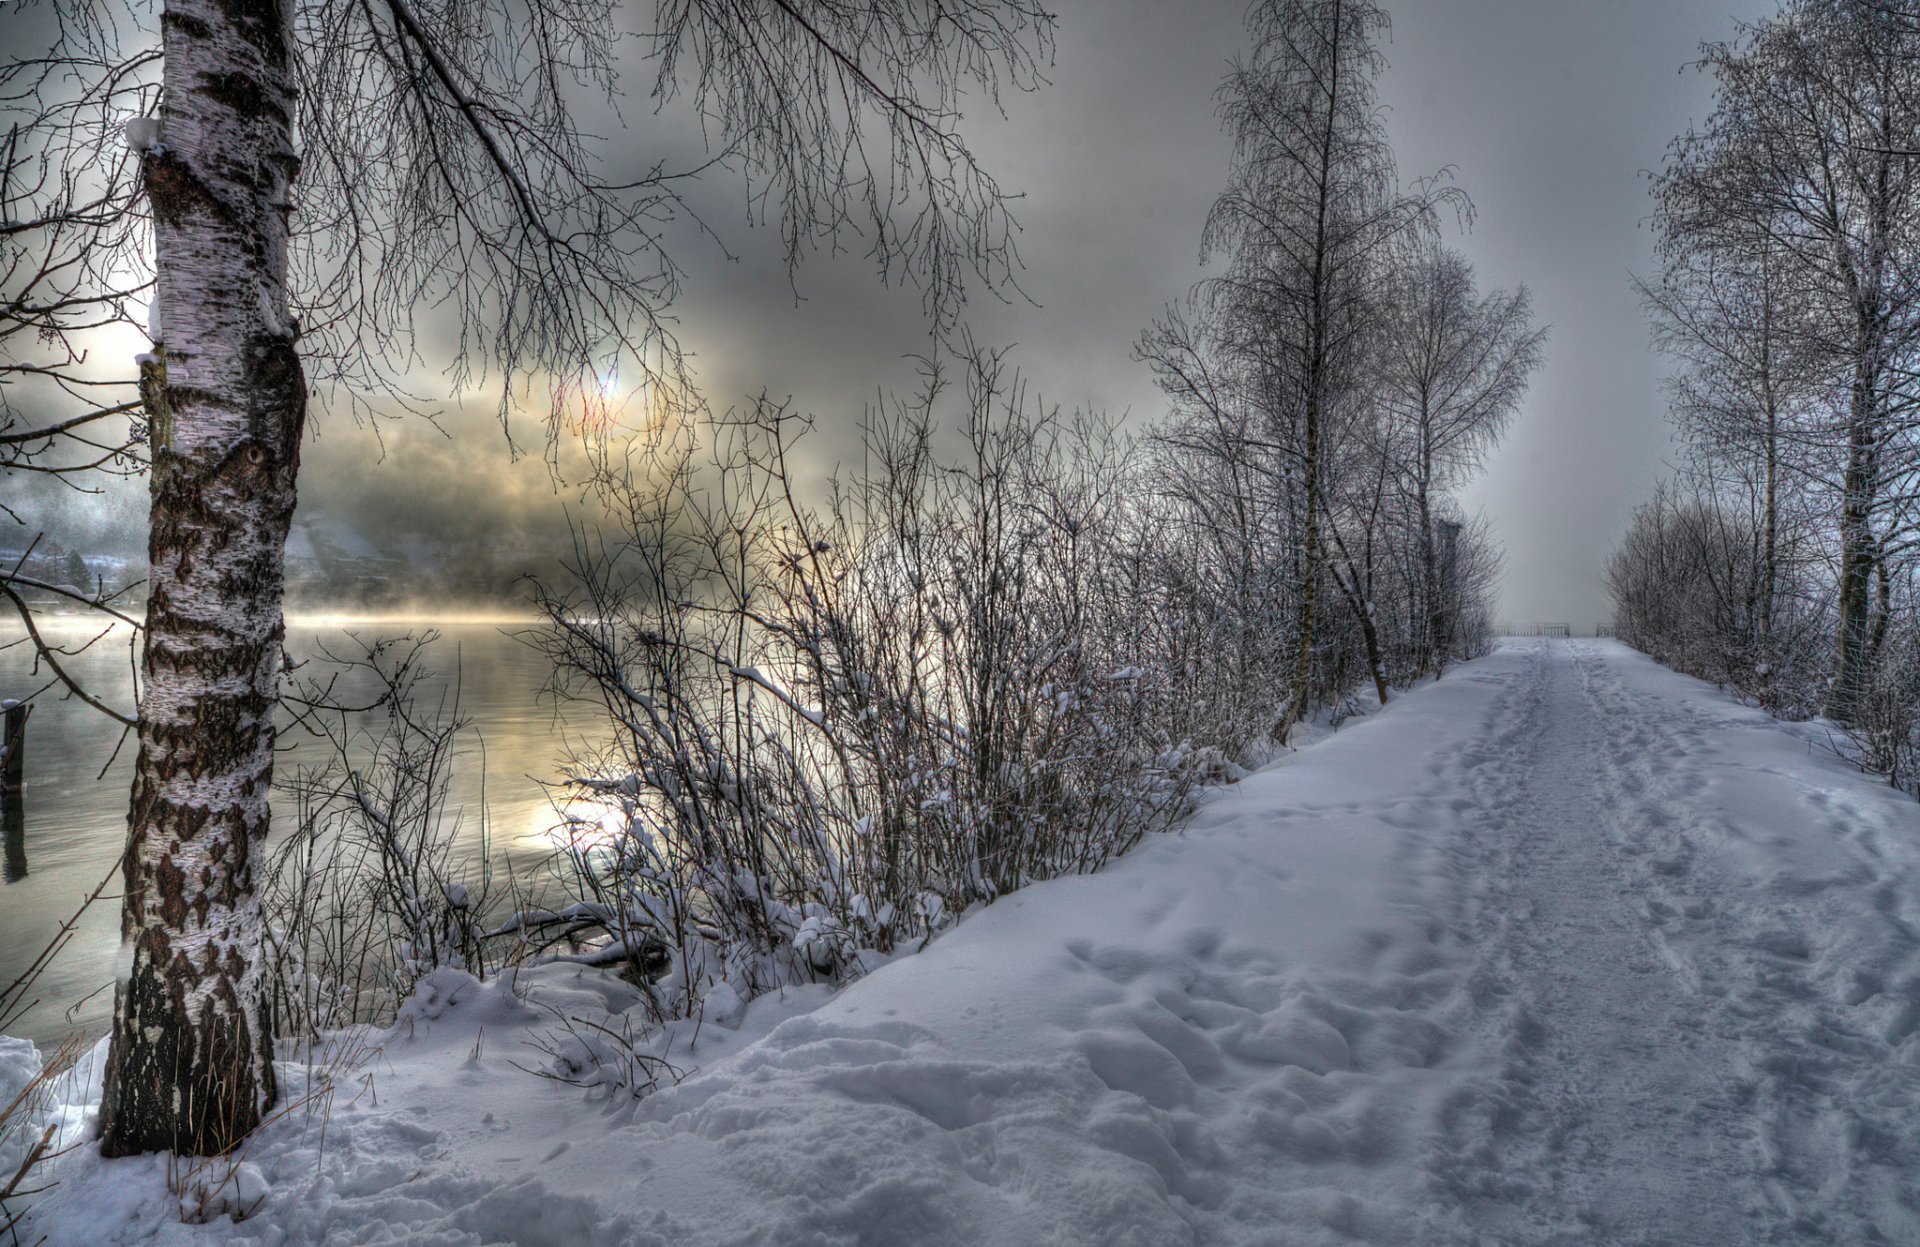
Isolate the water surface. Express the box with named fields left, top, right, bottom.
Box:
left=0, top=617, right=570, bottom=1049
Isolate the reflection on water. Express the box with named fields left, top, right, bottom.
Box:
left=2, top=799, right=22, bottom=883
left=3, top=801, right=24, bottom=885
left=0, top=617, right=571, bottom=1049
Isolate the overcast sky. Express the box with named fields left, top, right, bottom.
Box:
left=1381, top=0, right=1774, bottom=624
left=271, top=0, right=1781, bottom=623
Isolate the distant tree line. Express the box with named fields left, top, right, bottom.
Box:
left=1616, top=0, right=1920, bottom=788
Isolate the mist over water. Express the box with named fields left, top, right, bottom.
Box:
left=0, top=619, right=565, bottom=1049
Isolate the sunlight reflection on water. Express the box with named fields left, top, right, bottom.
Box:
left=0, top=617, right=571, bottom=1048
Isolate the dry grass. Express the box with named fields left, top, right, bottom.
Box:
left=164, top=1023, right=382, bottom=1226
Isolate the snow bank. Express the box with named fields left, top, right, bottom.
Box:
left=22, top=649, right=1503, bottom=1246
left=19, top=641, right=1920, bottom=1244
left=0, top=1035, right=42, bottom=1177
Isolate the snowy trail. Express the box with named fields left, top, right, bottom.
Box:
left=1435, top=638, right=1772, bottom=1243
left=24, top=640, right=1920, bottom=1245
left=1433, top=642, right=1920, bottom=1243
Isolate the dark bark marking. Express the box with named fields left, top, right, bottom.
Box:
left=196, top=69, right=285, bottom=129
left=161, top=10, right=215, bottom=40
left=152, top=853, right=191, bottom=928
left=143, top=149, right=234, bottom=230
left=100, top=942, right=276, bottom=1157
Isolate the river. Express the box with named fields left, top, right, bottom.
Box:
left=0, top=617, right=574, bottom=1049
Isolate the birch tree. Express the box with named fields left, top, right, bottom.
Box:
left=1378, top=240, right=1543, bottom=676
left=6, top=0, right=1054, bottom=1157
left=1655, top=0, right=1920, bottom=720
left=1189, top=0, right=1454, bottom=738
left=1638, top=229, right=1827, bottom=698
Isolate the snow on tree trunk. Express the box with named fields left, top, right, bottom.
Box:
left=100, top=0, right=302, bottom=1157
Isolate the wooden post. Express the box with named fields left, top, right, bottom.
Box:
left=2, top=701, right=25, bottom=883
left=1, top=701, right=25, bottom=792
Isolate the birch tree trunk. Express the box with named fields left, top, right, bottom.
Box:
left=1282, top=387, right=1323, bottom=739
left=1828, top=132, right=1893, bottom=725
left=1759, top=376, right=1779, bottom=694
left=101, top=0, right=303, bottom=1157
left=1756, top=246, right=1780, bottom=668
left=1323, top=499, right=1390, bottom=706
left=1830, top=310, right=1884, bottom=724
left=1275, top=0, right=1341, bottom=745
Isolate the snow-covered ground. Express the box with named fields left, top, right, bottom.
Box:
left=17, top=640, right=1920, bottom=1244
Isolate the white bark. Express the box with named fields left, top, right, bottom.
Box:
left=102, top=0, right=302, bottom=1157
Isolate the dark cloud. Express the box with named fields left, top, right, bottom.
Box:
left=630, top=0, right=1774, bottom=628
left=278, top=0, right=1250, bottom=598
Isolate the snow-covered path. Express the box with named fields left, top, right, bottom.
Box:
left=1434, top=642, right=1920, bottom=1243
left=25, top=640, right=1920, bottom=1245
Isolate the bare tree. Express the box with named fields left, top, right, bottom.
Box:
left=1378, top=239, right=1543, bottom=676
left=1654, top=0, right=1920, bottom=720
left=1136, top=303, right=1297, bottom=752
left=1202, top=0, right=1460, bottom=738
left=1638, top=227, right=1830, bottom=701
left=0, top=6, right=153, bottom=732
left=4, top=0, right=1055, bottom=1156
left=1141, top=0, right=1461, bottom=741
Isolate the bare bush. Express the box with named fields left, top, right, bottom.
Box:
left=1609, top=483, right=1830, bottom=718
left=515, top=352, right=1194, bottom=1028
left=265, top=636, right=495, bottom=1037
left=1844, top=625, right=1920, bottom=791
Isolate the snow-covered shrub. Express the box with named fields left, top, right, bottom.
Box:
left=520, top=354, right=1196, bottom=1030
left=265, top=635, right=495, bottom=1035
left=1608, top=483, right=1828, bottom=717
left=510, top=341, right=1512, bottom=1085
left=1609, top=482, right=1920, bottom=799
left=0, top=1034, right=80, bottom=1234
left=1846, top=628, right=1920, bottom=794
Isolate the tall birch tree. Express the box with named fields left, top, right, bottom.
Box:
left=97, top=0, right=309, bottom=1159
left=1378, top=240, right=1543, bottom=676
left=1199, top=0, right=1452, bottom=739
left=1638, top=232, right=1822, bottom=694
left=1655, top=0, right=1920, bottom=721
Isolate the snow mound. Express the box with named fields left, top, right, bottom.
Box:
left=0, top=1035, right=43, bottom=1178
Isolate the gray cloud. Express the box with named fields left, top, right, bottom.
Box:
left=24, top=0, right=1778, bottom=628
